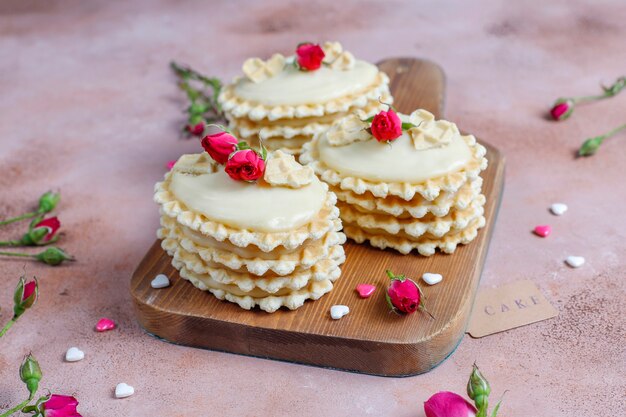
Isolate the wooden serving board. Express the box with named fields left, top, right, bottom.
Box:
left=131, top=58, right=505, bottom=376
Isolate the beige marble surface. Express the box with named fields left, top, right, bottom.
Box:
left=0, top=1, right=624, bottom=416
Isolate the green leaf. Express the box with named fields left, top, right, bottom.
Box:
left=603, top=76, right=626, bottom=97
left=490, top=391, right=507, bottom=417
left=491, top=400, right=503, bottom=417
left=362, top=116, right=375, bottom=123
left=401, top=122, right=417, bottom=130
left=236, top=141, right=250, bottom=151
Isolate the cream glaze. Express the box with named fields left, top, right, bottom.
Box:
left=317, top=132, right=473, bottom=183
left=169, top=169, right=327, bottom=232
left=233, top=60, right=379, bottom=106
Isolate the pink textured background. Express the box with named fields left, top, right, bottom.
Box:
left=1, top=1, right=625, bottom=416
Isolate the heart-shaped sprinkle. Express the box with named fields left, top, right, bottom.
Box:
left=95, top=318, right=116, bottom=332
left=422, top=273, right=443, bottom=285
left=550, top=203, right=568, bottom=216
left=565, top=256, right=585, bottom=268
left=115, top=383, right=134, bottom=399
left=166, top=160, right=176, bottom=171
left=65, top=347, right=84, bottom=362
left=533, top=225, right=551, bottom=237
left=151, top=274, right=170, bottom=289
left=355, top=284, right=376, bottom=298
left=330, top=305, right=349, bottom=320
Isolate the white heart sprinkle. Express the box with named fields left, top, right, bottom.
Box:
left=565, top=256, right=585, bottom=268
left=422, top=273, right=443, bottom=285
left=151, top=274, right=170, bottom=289
left=115, top=383, right=134, bottom=399
left=330, top=305, right=349, bottom=320
left=550, top=203, right=568, bottom=216
left=65, top=347, right=84, bottom=362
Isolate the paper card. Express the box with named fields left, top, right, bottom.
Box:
left=467, top=280, right=558, bottom=338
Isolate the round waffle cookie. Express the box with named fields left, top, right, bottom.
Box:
left=301, top=108, right=489, bottom=255
left=218, top=41, right=392, bottom=156
left=154, top=150, right=346, bottom=312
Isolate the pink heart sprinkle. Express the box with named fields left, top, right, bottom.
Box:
left=166, top=160, right=176, bottom=170
left=95, top=318, right=116, bottom=332
left=356, top=284, right=376, bottom=298
left=533, top=225, right=551, bottom=238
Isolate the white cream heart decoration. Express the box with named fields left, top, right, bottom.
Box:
left=151, top=274, right=170, bottom=289
left=330, top=305, right=350, bottom=320
left=65, top=347, right=84, bottom=362
left=263, top=151, right=314, bottom=188
left=565, top=256, right=585, bottom=268
left=550, top=203, right=568, bottom=216
left=422, top=273, right=443, bottom=285
left=115, top=383, right=135, bottom=399
left=242, top=53, right=285, bottom=83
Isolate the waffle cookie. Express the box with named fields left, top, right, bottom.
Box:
left=218, top=41, right=392, bottom=156
left=301, top=109, right=488, bottom=256
left=154, top=151, right=346, bottom=312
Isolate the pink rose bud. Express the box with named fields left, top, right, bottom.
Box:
left=187, top=122, right=205, bottom=136
left=201, top=131, right=239, bottom=165
left=21, top=217, right=61, bottom=246
left=424, top=391, right=477, bottom=417
left=296, top=43, right=325, bottom=71
left=549, top=99, right=574, bottom=121
left=166, top=160, right=177, bottom=170
left=13, top=277, right=38, bottom=319
left=385, top=270, right=433, bottom=318
left=387, top=276, right=421, bottom=314
left=225, top=149, right=266, bottom=182
left=371, top=109, right=403, bottom=142
left=36, top=217, right=61, bottom=242
left=41, top=394, right=83, bottom=417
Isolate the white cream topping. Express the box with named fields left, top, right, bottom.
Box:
left=169, top=169, right=327, bottom=232
left=317, top=131, right=473, bottom=183
left=233, top=59, right=379, bottom=106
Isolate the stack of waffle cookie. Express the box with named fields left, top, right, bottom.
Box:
left=301, top=109, right=488, bottom=255
left=218, top=42, right=391, bottom=156
left=154, top=151, right=346, bottom=312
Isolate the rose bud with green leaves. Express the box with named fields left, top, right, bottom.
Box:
left=385, top=270, right=434, bottom=318
left=19, top=353, right=43, bottom=400
left=170, top=61, right=224, bottom=136
left=35, top=247, right=75, bottom=266
left=0, top=217, right=61, bottom=247
left=0, top=191, right=61, bottom=227
left=0, top=247, right=75, bottom=266
left=295, top=42, right=325, bottom=71
left=424, top=391, right=477, bottom=417
left=0, top=277, right=38, bottom=338
left=549, top=99, right=574, bottom=121
left=424, top=364, right=504, bottom=417
left=578, top=123, right=626, bottom=157
left=467, top=363, right=491, bottom=415
left=38, top=191, right=61, bottom=214
left=201, top=131, right=239, bottom=164
left=549, top=75, right=625, bottom=121
left=22, top=217, right=61, bottom=246
left=13, top=277, right=38, bottom=319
